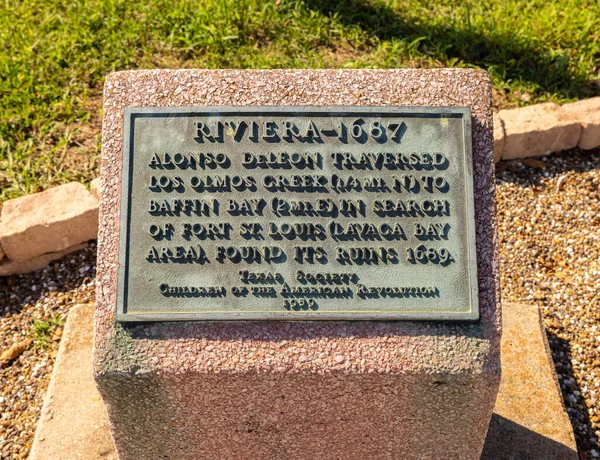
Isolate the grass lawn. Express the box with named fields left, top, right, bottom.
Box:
left=0, top=0, right=598, bottom=201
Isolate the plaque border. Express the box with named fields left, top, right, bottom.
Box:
left=116, top=106, right=479, bottom=322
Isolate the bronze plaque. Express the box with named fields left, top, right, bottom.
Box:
left=117, top=107, right=478, bottom=321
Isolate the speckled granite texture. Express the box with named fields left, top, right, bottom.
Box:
left=94, top=69, right=501, bottom=459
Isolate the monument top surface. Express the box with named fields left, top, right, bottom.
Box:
left=117, top=105, right=478, bottom=321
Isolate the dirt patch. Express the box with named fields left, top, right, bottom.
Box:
left=60, top=94, right=103, bottom=181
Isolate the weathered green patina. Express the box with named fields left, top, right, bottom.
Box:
left=117, top=106, right=477, bottom=321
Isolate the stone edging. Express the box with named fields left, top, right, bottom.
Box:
left=0, top=179, right=101, bottom=276
left=0, top=97, right=598, bottom=276
left=494, top=97, right=600, bottom=162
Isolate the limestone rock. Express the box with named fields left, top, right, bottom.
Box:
left=0, top=339, right=32, bottom=363
left=493, top=113, right=504, bottom=163
left=90, top=178, right=101, bottom=199
left=0, top=205, right=3, bottom=262
left=563, top=97, right=600, bottom=150
left=0, top=243, right=87, bottom=276
left=482, top=303, right=578, bottom=459
left=499, top=103, right=581, bottom=159
left=0, top=182, right=98, bottom=262
left=29, top=303, right=117, bottom=460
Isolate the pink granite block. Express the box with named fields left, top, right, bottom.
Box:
left=94, top=69, right=501, bottom=459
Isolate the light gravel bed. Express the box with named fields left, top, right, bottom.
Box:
left=497, top=148, right=600, bottom=458
left=0, top=244, right=96, bottom=459
left=0, top=149, right=599, bottom=458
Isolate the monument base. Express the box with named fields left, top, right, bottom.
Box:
left=99, top=369, right=495, bottom=458
left=33, top=303, right=576, bottom=459
left=94, top=68, right=501, bottom=459
left=96, top=316, right=500, bottom=459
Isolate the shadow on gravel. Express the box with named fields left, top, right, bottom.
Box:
left=495, top=148, right=600, bottom=187
left=305, top=0, right=598, bottom=101
left=546, top=331, right=592, bottom=457
left=0, top=243, right=97, bottom=319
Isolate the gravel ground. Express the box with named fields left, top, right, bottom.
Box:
left=0, top=149, right=599, bottom=458
left=497, top=148, right=600, bottom=459
left=0, top=244, right=96, bottom=459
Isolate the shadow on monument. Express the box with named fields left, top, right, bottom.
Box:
left=481, top=413, right=578, bottom=460
left=303, top=0, right=597, bottom=101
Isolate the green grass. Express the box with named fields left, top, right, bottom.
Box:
left=30, top=315, right=63, bottom=349
left=0, top=0, right=598, bottom=201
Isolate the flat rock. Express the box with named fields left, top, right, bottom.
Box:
left=0, top=182, right=98, bottom=262
left=493, top=113, right=505, bottom=163
left=0, top=338, right=32, bottom=362
left=0, top=202, right=4, bottom=261
left=0, top=243, right=87, bottom=276
left=90, top=178, right=101, bottom=200
left=500, top=103, right=581, bottom=159
left=28, top=303, right=117, bottom=460
left=563, top=97, right=600, bottom=150
left=482, top=302, right=578, bottom=459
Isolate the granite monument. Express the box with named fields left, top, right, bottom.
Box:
left=94, top=68, right=501, bottom=459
